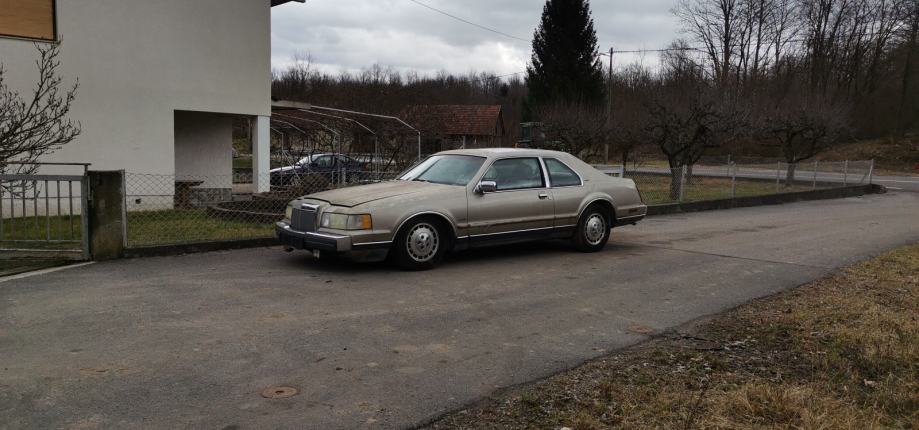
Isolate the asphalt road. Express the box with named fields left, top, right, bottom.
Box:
left=2, top=192, right=918, bottom=430
left=633, top=166, right=919, bottom=192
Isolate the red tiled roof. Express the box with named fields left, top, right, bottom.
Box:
left=403, top=105, right=503, bottom=137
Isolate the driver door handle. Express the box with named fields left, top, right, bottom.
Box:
left=538, top=192, right=549, bottom=200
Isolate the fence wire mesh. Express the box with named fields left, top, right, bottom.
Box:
left=125, top=158, right=873, bottom=247
left=125, top=170, right=399, bottom=247
left=613, top=159, right=874, bottom=205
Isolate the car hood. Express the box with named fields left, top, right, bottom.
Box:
left=304, top=180, right=456, bottom=207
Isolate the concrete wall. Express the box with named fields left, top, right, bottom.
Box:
left=0, top=0, right=272, bottom=177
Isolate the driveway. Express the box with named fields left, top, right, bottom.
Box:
left=2, top=192, right=918, bottom=430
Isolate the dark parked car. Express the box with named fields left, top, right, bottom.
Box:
left=270, top=153, right=371, bottom=186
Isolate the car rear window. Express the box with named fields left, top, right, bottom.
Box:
left=544, top=158, right=582, bottom=187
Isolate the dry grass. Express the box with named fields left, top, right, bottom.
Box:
left=629, top=174, right=812, bottom=205
left=819, top=135, right=919, bottom=175
left=426, top=244, right=919, bottom=429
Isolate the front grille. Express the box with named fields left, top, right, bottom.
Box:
left=291, top=204, right=318, bottom=232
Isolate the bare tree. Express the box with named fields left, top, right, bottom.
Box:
left=899, top=0, right=919, bottom=133
left=534, top=101, right=611, bottom=161
left=0, top=43, right=80, bottom=175
left=675, top=0, right=745, bottom=86
left=608, top=64, right=654, bottom=166
left=646, top=89, right=746, bottom=199
left=770, top=0, right=801, bottom=67
left=759, top=95, right=848, bottom=184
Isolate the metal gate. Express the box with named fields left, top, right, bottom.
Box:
left=0, top=164, right=90, bottom=261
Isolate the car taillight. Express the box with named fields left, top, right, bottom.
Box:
left=362, top=163, right=371, bottom=171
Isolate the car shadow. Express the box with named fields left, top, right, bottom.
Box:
left=274, top=239, right=644, bottom=274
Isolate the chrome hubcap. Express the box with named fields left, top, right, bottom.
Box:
left=584, top=214, right=606, bottom=245
left=406, top=223, right=439, bottom=262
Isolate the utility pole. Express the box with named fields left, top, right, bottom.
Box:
left=607, top=47, right=613, bottom=122
left=605, top=47, right=613, bottom=163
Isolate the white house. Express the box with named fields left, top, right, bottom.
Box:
left=0, top=0, right=303, bottom=195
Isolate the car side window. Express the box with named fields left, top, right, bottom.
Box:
left=482, top=158, right=545, bottom=191
left=313, top=156, right=332, bottom=168
left=544, top=158, right=582, bottom=187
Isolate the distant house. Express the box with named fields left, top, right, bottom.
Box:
left=403, top=105, right=506, bottom=152
left=0, top=0, right=304, bottom=195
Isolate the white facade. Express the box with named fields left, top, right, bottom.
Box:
left=0, top=0, right=287, bottom=187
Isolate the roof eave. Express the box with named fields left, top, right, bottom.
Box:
left=271, top=0, right=304, bottom=7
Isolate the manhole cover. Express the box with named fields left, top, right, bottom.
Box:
left=261, top=386, right=298, bottom=399
left=628, top=325, right=655, bottom=334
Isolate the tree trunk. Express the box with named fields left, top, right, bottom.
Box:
left=685, top=164, right=695, bottom=185
left=785, top=162, right=797, bottom=187
left=670, top=167, right=683, bottom=201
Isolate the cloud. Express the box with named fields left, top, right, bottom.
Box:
left=270, top=0, right=681, bottom=76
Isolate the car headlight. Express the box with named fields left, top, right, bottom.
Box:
left=320, top=213, right=373, bottom=230
left=284, top=205, right=293, bottom=221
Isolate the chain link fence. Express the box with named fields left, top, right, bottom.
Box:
left=124, top=158, right=873, bottom=247
left=125, top=169, right=399, bottom=247
left=610, top=159, right=874, bottom=205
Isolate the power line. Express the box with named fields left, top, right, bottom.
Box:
left=408, top=0, right=531, bottom=43
left=494, top=71, right=527, bottom=79
left=463, top=70, right=526, bottom=83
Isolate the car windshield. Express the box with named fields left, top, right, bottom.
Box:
left=398, top=155, right=485, bottom=186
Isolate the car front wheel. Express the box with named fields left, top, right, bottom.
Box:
left=573, top=205, right=611, bottom=252
left=393, top=217, right=448, bottom=270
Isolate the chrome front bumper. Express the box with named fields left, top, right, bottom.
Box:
left=275, top=221, right=392, bottom=253
left=275, top=221, right=351, bottom=252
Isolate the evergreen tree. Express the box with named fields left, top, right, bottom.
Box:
left=526, top=0, right=605, bottom=112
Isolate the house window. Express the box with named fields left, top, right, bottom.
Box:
left=0, top=0, right=57, bottom=41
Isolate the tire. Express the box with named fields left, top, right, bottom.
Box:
left=392, top=217, right=449, bottom=270
left=572, top=205, right=611, bottom=252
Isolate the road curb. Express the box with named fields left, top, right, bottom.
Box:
left=123, top=237, right=279, bottom=259
left=646, top=184, right=884, bottom=216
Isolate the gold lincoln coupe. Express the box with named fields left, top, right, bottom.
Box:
left=276, top=148, right=646, bottom=270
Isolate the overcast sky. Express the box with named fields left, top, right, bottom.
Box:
left=270, top=0, right=682, bottom=77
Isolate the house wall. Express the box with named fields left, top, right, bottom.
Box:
left=174, top=111, right=233, bottom=189
left=0, top=0, right=272, bottom=177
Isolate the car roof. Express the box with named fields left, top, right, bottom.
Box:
left=299, top=153, right=336, bottom=160
left=436, top=147, right=572, bottom=159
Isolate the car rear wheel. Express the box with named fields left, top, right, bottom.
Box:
left=573, top=205, right=611, bottom=252
left=393, top=217, right=448, bottom=270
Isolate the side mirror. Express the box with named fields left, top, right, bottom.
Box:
left=476, top=180, right=497, bottom=194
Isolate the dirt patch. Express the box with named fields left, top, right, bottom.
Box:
left=425, top=244, right=919, bottom=429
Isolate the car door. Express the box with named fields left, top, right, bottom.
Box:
left=542, top=157, right=585, bottom=228
left=467, top=157, right=555, bottom=245
left=309, top=155, right=334, bottom=181
left=338, top=155, right=362, bottom=182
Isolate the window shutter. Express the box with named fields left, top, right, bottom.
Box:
left=0, top=0, right=56, bottom=41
